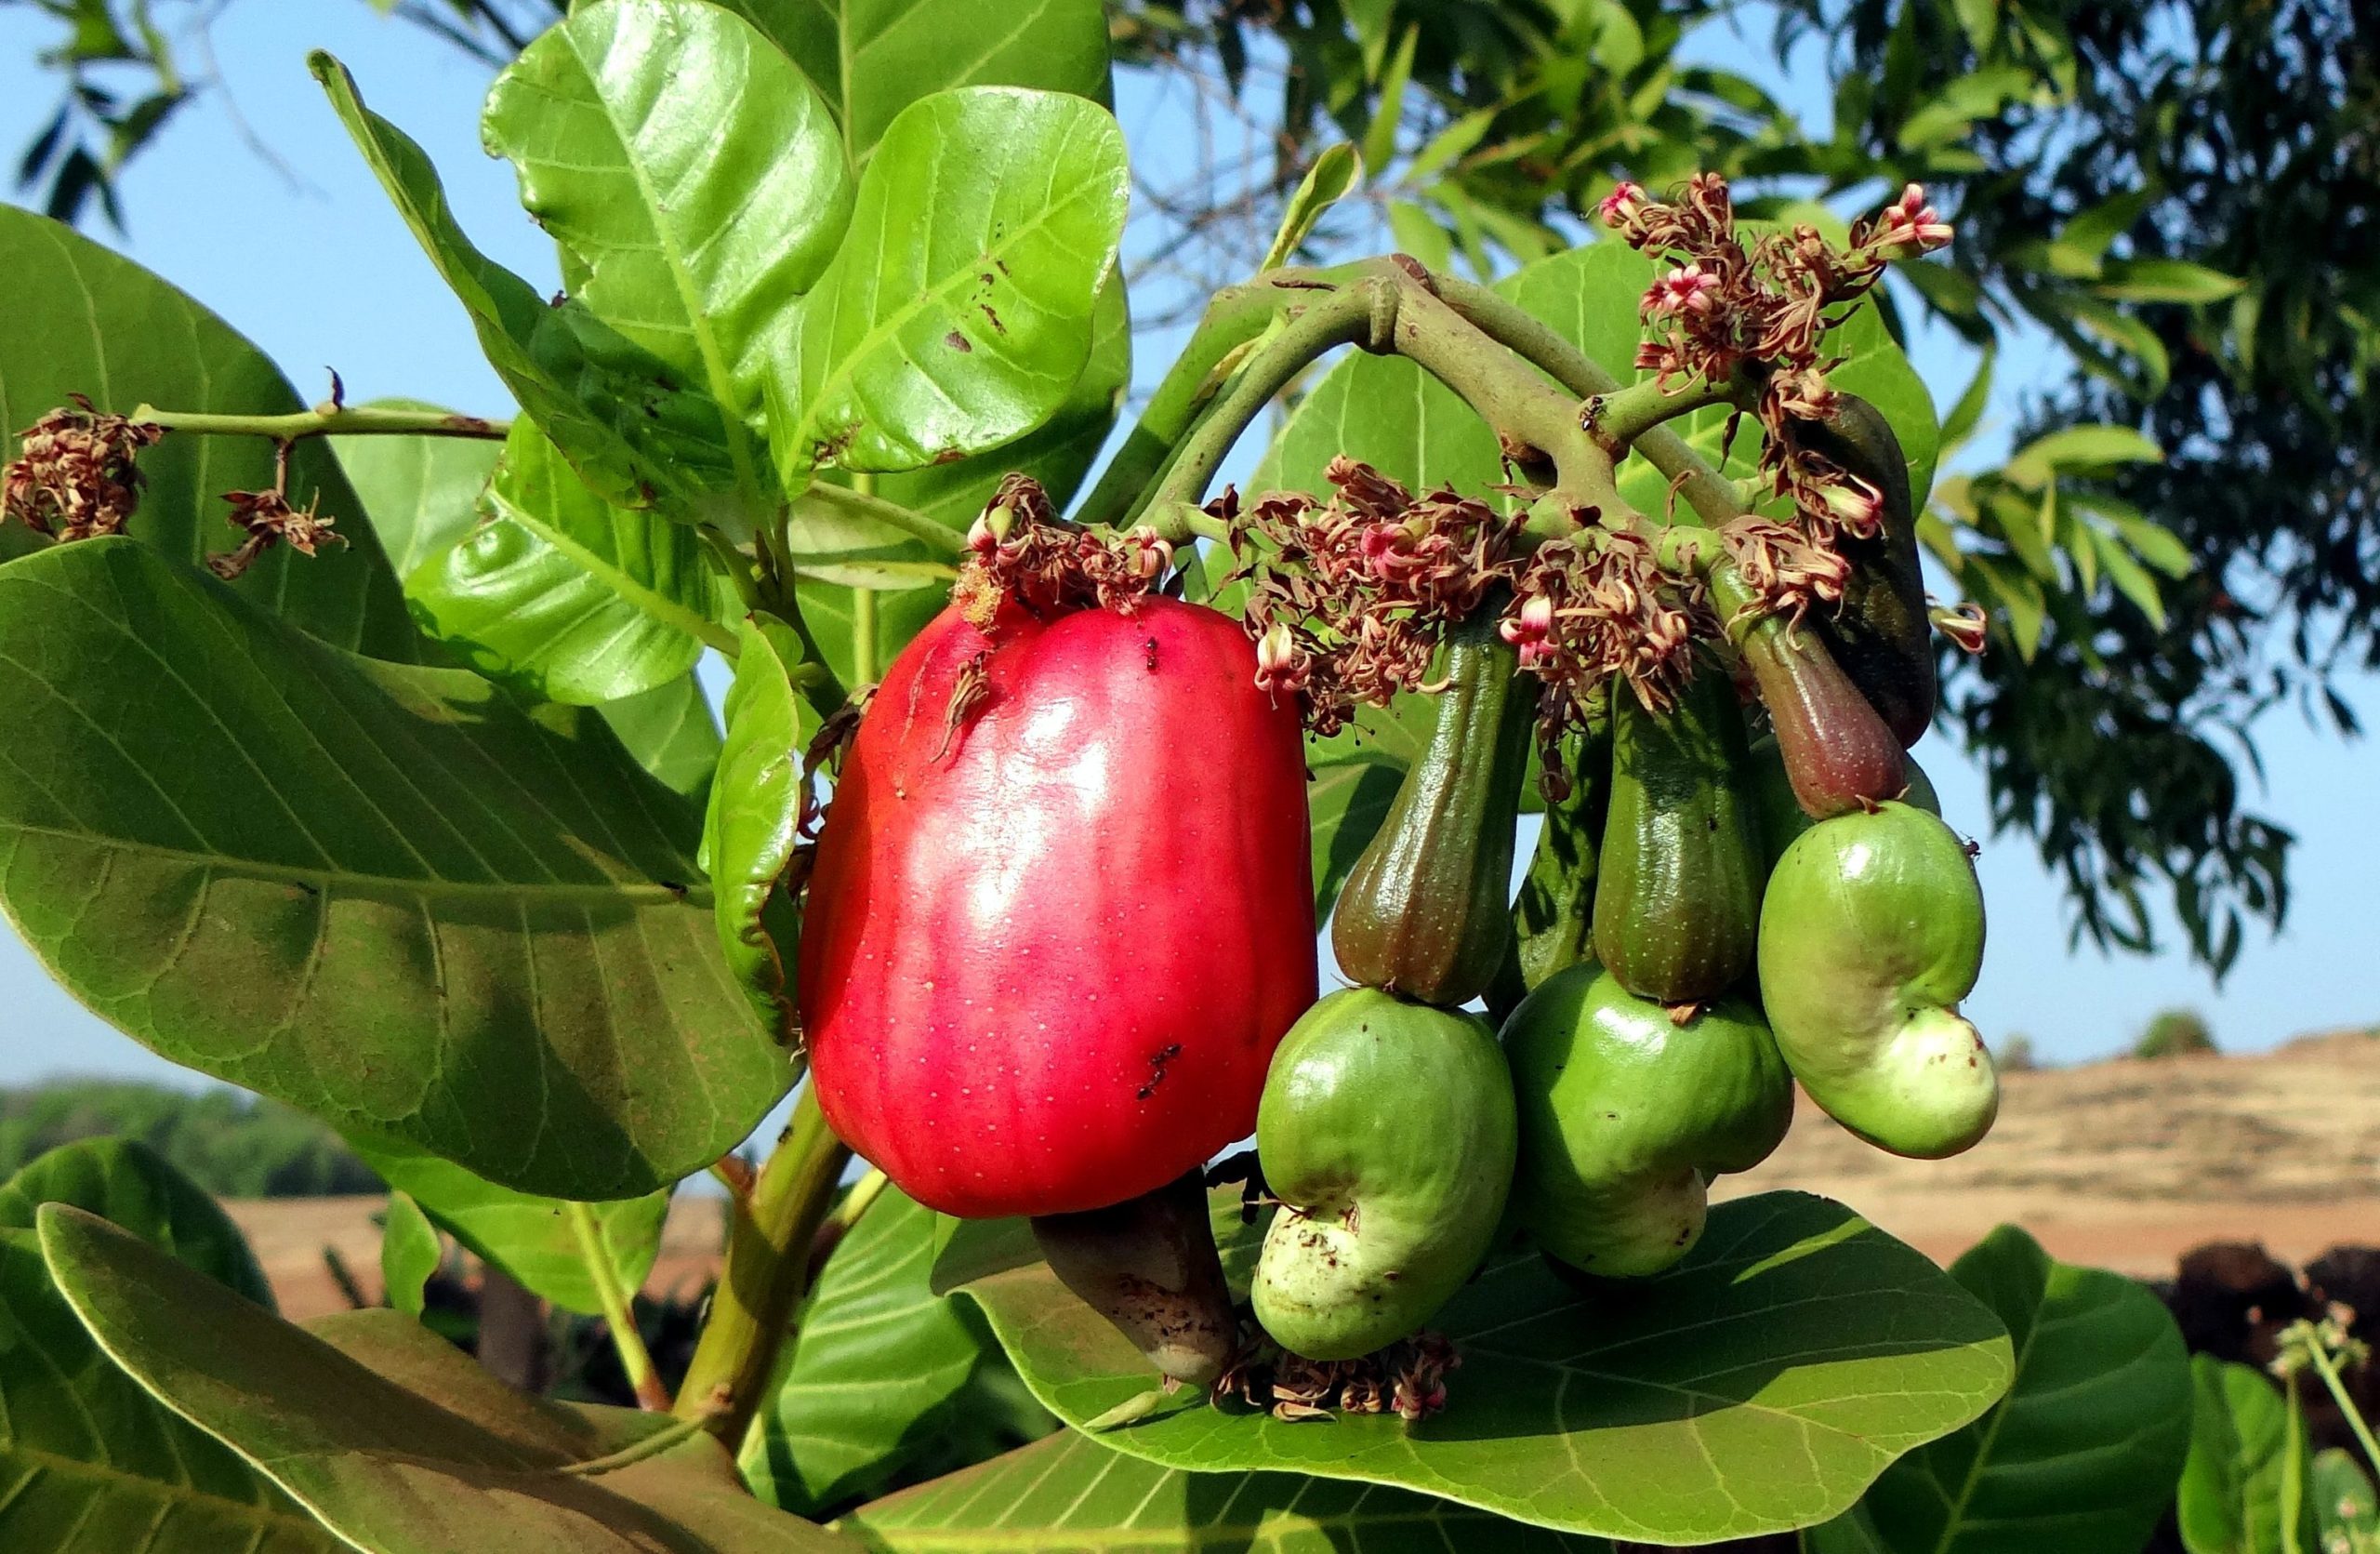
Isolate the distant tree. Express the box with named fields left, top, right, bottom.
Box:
left=2133, top=1008, right=2218, bottom=1059
left=0, top=1079, right=381, bottom=1196
left=1996, top=1033, right=2039, bottom=1071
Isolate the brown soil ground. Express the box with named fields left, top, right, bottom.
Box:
left=1713, top=1029, right=2380, bottom=1274
left=230, top=1191, right=730, bottom=1322
left=228, top=1029, right=2380, bottom=1313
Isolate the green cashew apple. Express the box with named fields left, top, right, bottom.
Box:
left=1252, top=989, right=1516, bottom=1361
left=1502, top=964, right=1793, bottom=1277
left=1758, top=801, right=1997, bottom=1159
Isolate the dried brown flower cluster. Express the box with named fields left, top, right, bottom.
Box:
left=1598, top=175, right=1953, bottom=606
left=1503, top=527, right=1710, bottom=734
left=2, top=397, right=162, bottom=541
left=951, top=473, right=1174, bottom=630
left=1223, top=457, right=1523, bottom=736
left=1214, top=1322, right=1459, bottom=1424
left=207, top=486, right=346, bottom=581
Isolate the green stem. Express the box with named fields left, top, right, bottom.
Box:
left=1433, top=275, right=1745, bottom=526
left=2304, top=1337, right=2380, bottom=1486
left=559, top=1407, right=724, bottom=1477
left=1137, top=281, right=1386, bottom=527
left=792, top=481, right=965, bottom=556
left=673, top=1085, right=852, bottom=1442
left=130, top=403, right=509, bottom=442
left=1075, top=265, right=1371, bottom=529
left=564, top=1202, right=668, bottom=1413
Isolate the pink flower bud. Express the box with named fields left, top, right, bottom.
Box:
left=1253, top=623, right=1309, bottom=698
left=1596, top=180, right=1648, bottom=228
left=1500, top=593, right=1558, bottom=669
left=1128, top=524, right=1174, bottom=580
left=1644, top=262, right=1722, bottom=319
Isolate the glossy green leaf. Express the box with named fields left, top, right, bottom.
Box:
left=0, top=206, right=422, bottom=659
left=410, top=420, right=730, bottom=705
left=743, top=1188, right=1000, bottom=1516
left=935, top=1189, right=2013, bottom=1544
left=705, top=618, right=817, bottom=1040
left=0, top=538, right=787, bottom=1199
left=38, top=1206, right=851, bottom=1553
left=727, top=0, right=1113, bottom=166
left=599, top=672, right=725, bottom=799
left=0, top=1136, right=272, bottom=1308
left=344, top=1131, right=668, bottom=1317
left=1810, top=1225, right=2190, bottom=1554
left=484, top=0, right=850, bottom=500
left=379, top=1189, right=441, bottom=1317
left=331, top=400, right=506, bottom=579
left=766, top=87, right=1129, bottom=479
left=311, top=53, right=742, bottom=519
left=1263, top=142, right=1363, bottom=271
left=0, top=1227, right=340, bottom=1553
left=2177, top=1356, right=2319, bottom=1554
left=841, top=1428, right=1613, bottom=1552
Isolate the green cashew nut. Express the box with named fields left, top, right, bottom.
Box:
left=1501, top=963, right=1793, bottom=1278
left=1252, top=988, right=1516, bottom=1361
left=1757, top=801, right=1997, bottom=1159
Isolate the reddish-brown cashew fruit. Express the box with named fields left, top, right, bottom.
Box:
left=800, top=596, right=1316, bottom=1219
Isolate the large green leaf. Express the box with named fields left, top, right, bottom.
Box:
left=0, top=206, right=423, bottom=659
left=743, top=1188, right=1003, bottom=1517
left=37, top=1205, right=852, bottom=1553
left=485, top=0, right=850, bottom=502
left=1808, top=1224, right=2190, bottom=1554
left=311, top=53, right=745, bottom=522
left=2177, top=1356, right=2319, bottom=1554
left=935, top=1189, right=2012, bottom=1544
left=722, top=0, right=1113, bottom=166
left=766, top=87, right=1129, bottom=480
left=705, top=618, right=815, bottom=1039
left=599, top=672, right=726, bottom=799
left=0, top=538, right=788, bottom=1199
left=840, top=1428, right=1613, bottom=1552
left=0, top=1227, right=340, bottom=1553
left=331, top=399, right=507, bottom=580
left=343, top=1131, right=668, bottom=1317
left=410, top=420, right=730, bottom=705
left=0, top=1136, right=271, bottom=1307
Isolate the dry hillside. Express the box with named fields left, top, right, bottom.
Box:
left=1714, top=1029, right=2380, bottom=1273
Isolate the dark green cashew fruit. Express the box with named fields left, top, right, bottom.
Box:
left=1031, top=1169, right=1238, bottom=1387
left=1591, top=668, right=1765, bottom=1005
left=1486, top=727, right=1608, bottom=1026
left=1251, top=989, right=1516, bottom=1361
left=1747, top=729, right=1938, bottom=869
left=1798, top=392, right=1937, bottom=748
left=1331, top=604, right=1535, bottom=1009
left=1758, top=801, right=1997, bottom=1160
left=1501, top=963, right=1793, bottom=1278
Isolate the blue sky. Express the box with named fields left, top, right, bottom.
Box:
left=0, top=3, right=2371, bottom=1094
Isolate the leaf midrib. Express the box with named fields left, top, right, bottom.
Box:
left=0, top=1441, right=329, bottom=1545
left=482, top=481, right=736, bottom=656
left=787, top=108, right=1111, bottom=467
left=0, top=822, right=711, bottom=910
left=549, top=20, right=768, bottom=507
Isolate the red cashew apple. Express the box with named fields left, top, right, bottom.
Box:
left=798, top=595, right=1317, bottom=1218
